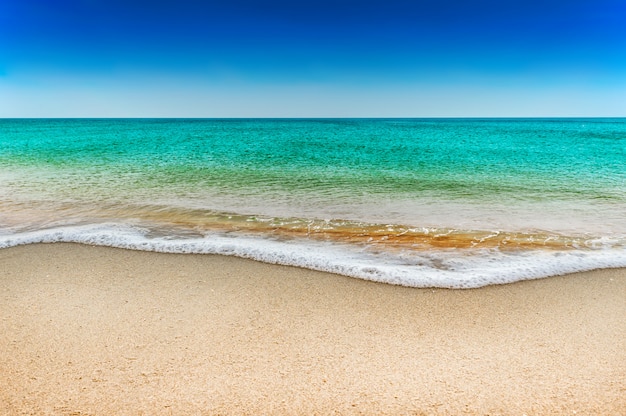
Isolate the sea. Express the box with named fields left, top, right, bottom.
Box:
left=1, top=118, right=625, bottom=288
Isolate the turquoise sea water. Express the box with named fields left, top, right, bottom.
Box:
left=1, top=118, right=625, bottom=287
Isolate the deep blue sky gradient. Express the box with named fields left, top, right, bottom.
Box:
left=1, top=0, right=625, bottom=116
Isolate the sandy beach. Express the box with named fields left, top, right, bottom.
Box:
left=1, top=243, right=624, bottom=415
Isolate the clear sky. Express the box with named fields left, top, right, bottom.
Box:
left=1, top=0, right=625, bottom=117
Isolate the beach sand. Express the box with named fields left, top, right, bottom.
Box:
left=1, top=243, right=624, bottom=415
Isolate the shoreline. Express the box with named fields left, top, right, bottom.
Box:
left=1, top=243, right=625, bottom=414
left=3, top=225, right=625, bottom=288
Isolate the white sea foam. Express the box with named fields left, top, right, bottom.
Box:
left=1, top=224, right=625, bottom=288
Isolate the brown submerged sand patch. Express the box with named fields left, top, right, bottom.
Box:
left=2, top=201, right=614, bottom=251
left=124, top=206, right=617, bottom=250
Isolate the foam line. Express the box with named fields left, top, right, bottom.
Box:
left=2, top=224, right=625, bottom=288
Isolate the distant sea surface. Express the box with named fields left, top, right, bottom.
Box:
left=1, top=118, right=625, bottom=288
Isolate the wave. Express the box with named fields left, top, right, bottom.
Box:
left=1, top=223, right=625, bottom=288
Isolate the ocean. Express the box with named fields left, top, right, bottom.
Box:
left=1, top=118, right=625, bottom=288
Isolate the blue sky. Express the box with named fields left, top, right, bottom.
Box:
left=1, top=0, right=625, bottom=117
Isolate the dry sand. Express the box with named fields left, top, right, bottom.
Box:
left=1, top=243, right=624, bottom=415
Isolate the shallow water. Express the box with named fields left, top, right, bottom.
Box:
left=1, top=118, right=625, bottom=287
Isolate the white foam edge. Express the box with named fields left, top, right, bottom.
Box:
left=1, top=223, right=625, bottom=289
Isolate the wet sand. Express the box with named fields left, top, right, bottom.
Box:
left=1, top=243, right=624, bottom=415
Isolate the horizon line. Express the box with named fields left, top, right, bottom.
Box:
left=2, top=116, right=625, bottom=120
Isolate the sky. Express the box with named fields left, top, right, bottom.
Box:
left=1, top=0, right=625, bottom=117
